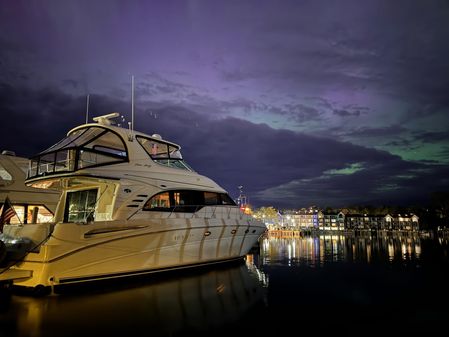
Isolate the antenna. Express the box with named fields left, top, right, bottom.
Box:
left=85, top=94, right=90, bottom=124
left=131, top=75, right=135, bottom=134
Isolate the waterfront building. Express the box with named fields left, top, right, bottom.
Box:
left=345, top=213, right=419, bottom=231
left=385, top=213, right=419, bottom=231
left=288, top=207, right=321, bottom=229
left=345, top=214, right=385, bottom=230
left=264, top=206, right=420, bottom=233
left=318, top=212, right=345, bottom=231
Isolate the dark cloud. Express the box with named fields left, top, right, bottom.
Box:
left=258, top=159, right=449, bottom=208
left=344, top=125, right=407, bottom=138
left=414, top=131, right=449, bottom=143
left=218, top=0, right=449, bottom=115
left=1, top=84, right=449, bottom=208
left=383, top=138, right=417, bottom=149
left=0, top=83, right=130, bottom=156
left=284, top=103, right=323, bottom=123
left=333, top=109, right=361, bottom=117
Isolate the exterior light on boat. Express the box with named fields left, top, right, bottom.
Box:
left=31, top=180, right=55, bottom=189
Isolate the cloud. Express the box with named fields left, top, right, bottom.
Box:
left=257, top=160, right=449, bottom=208
left=414, top=131, right=449, bottom=143
left=1, top=83, right=449, bottom=208
left=333, top=109, right=361, bottom=117
left=343, top=125, right=407, bottom=138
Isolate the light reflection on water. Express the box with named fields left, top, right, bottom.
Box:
left=261, top=232, right=429, bottom=267
left=256, top=232, right=449, bottom=336
left=0, top=260, right=268, bottom=337
left=1, top=232, right=448, bottom=337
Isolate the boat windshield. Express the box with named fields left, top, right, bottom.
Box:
left=136, top=136, right=193, bottom=171
left=28, top=126, right=128, bottom=179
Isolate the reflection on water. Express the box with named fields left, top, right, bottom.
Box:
left=261, top=232, right=433, bottom=267
left=257, top=232, right=449, bottom=336
left=0, top=259, right=268, bottom=337
left=1, top=233, right=448, bottom=337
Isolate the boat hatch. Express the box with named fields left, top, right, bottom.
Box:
left=27, top=126, right=128, bottom=180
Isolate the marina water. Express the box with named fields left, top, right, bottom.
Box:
left=1, top=232, right=448, bottom=337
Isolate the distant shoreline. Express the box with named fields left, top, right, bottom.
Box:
left=265, top=228, right=445, bottom=238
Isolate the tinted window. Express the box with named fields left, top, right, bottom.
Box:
left=205, top=192, right=219, bottom=205
left=144, top=190, right=236, bottom=212
left=220, top=193, right=236, bottom=205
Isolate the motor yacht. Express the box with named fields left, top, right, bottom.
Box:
left=0, top=113, right=266, bottom=294
left=0, top=151, right=59, bottom=218
left=1, top=151, right=60, bottom=280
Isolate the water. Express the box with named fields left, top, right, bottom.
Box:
left=1, top=232, right=448, bottom=337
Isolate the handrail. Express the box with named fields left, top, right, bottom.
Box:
left=127, top=204, right=261, bottom=222
left=159, top=205, right=247, bottom=220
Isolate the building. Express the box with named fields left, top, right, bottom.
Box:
left=264, top=206, right=420, bottom=232
left=287, top=207, right=320, bottom=229
left=318, top=212, right=345, bottom=231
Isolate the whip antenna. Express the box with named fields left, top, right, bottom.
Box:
left=85, top=94, right=90, bottom=124
left=131, top=75, right=135, bottom=135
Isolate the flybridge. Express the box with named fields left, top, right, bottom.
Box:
left=26, top=112, right=194, bottom=183
left=27, top=124, right=129, bottom=181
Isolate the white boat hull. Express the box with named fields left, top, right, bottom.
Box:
left=4, top=215, right=265, bottom=291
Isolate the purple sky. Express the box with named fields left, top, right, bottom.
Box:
left=1, top=0, right=449, bottom=208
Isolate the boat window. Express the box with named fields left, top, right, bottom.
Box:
left=0, top=163, right=12, bottom=181
left=27, top=205, right=53, bottom=223
left=92, top=145, right=126, bottom=157
left=172, top=190, right=204, bottom=212
left=219, top=193, right=237, bottom=205
left=204, top=192, right=219, bottom=205
left=64, top=188, right=98, bottom=223
left=28, top=126, right=128, bottom=179
left=145, top=191, right=171, bottom=210
left=143, top=190, right=236, bottom=212
left=136, top=136, right=193, bottom=171
left=44, top=128, right=88, bottom=152
left=78, top=150, right=123, bottom=169
left=0, top=204, right=53, bottom=224
left=85, top=132, right=127, bottom=156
